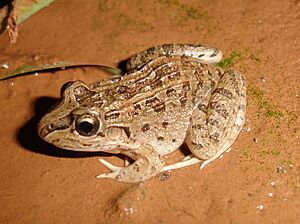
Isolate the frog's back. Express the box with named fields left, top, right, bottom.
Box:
left=86, top=56, right=223, bottom=155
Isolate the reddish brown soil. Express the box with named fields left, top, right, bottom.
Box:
left=0, top=1, right=299, bottom=223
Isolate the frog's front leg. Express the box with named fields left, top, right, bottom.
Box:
left=97, top=144, right=164, bottom=183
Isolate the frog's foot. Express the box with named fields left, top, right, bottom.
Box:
left=160, top=155, right=203, bottom=172
left=96, top=157, right=132, bottom=179
left=160, top=151, right=228, bottom=172
left=96, top=158, right=123, bottom=179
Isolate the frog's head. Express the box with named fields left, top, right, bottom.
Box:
left=38, top=81, right=129, bottom=152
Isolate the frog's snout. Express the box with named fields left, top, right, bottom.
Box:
left=38, top=114, right=74, bottom=139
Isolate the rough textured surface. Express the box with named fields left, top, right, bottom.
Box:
left=37, top=50, right=246, bottom=183
left=0, top=0, right=299, bottom=223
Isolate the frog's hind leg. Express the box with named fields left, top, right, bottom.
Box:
left=126, top=44, right=223, bottom=71
left=186, top=69, right=246, bottom=167
left=160, top=149, right=234, bottom=172
left=159, top=69, right=246, bottom=173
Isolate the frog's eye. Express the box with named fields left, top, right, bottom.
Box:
left=75, top=114, right=100, bottom=136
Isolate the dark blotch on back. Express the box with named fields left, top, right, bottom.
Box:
left=182, top=81, right=191, bottom=91
left=116, top=85, right=129, bottom=93
left=197, top=104, right=208, bottom=114
left=162, top=122, right=168, bottom=128
left=180, top=97, right=187, bottom=107
left=157, top=136, right=164, bottom=141
left=209, top=102, right=229, bottom=119
left=128, top=103, right=142, bottom=116
left=162, top=44, right=174, bottom=54
left=166, top=88, right=176, bottom=97
left=150, top=79, right=163, bottom=89
left=145, top=97, right=160, bottom=107
left=134, top=103, right=142, bottom=110
left=154, top=102, right=166, bottom=113
left=146, top=46, right=156, bottom=55
left=141, top=123, right=150, bottom=132
left=167, top=71, right=181, bottom=81
left=214, top=88, right=233, bottom=99
left=207, top=118, right=220, bottom=128
left=210, top=132, right=220, bottom=143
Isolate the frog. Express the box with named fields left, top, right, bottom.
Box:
left=38, top=44, right=246, bottom=183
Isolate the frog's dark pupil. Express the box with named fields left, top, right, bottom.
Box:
left=78, top=121, right=94, bottom=135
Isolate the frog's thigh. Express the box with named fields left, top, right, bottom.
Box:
left=186, top=69, right=246, bottom=163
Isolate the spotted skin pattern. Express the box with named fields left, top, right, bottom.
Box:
left=38, top=44, right=246, bottom=183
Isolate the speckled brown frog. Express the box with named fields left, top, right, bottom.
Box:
left=38, top=44, right=246, bottom=183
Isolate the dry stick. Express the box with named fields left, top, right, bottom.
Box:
left=7, top=0, right=19, bottom=44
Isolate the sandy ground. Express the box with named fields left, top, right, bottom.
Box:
left=0, top=0, right=299, bottom=223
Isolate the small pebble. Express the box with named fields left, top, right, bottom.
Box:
left=256, top=205, right=264, bottom=210
left=276, top=166, right=287, bottom=174
left=33, top=55, right=40, bottom=60
left=0, top=63, right=9, bottom=69
left=156, top=171, right=171, bottom=181
left=260, top=77, right=266, bottom=82
left=242, top=127, right=251, bottom=132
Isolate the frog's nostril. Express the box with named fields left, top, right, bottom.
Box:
left=60, top=81, right=75, bottom=96
left=38, top=116, right=74, bottom=138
